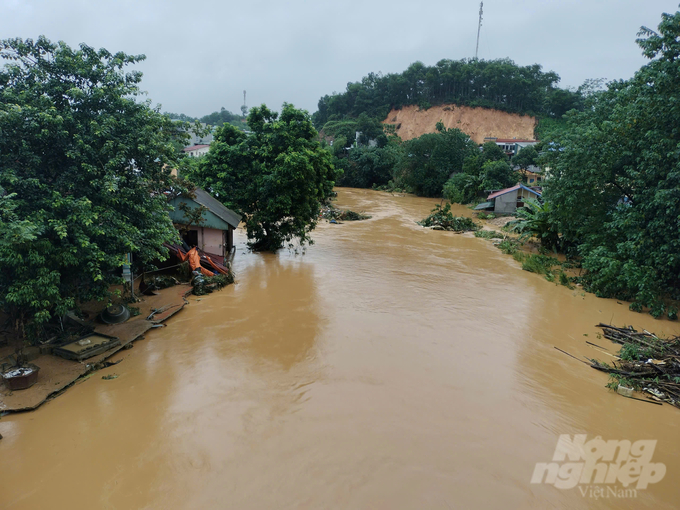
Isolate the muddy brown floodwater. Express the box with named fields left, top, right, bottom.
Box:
left=2, top=188, right=680, bottom=509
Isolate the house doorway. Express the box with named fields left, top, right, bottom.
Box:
left=183, top=229, right=198, bottom=248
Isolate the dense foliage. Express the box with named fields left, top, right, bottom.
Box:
left=508, top=198, right=559, bottom=249
left=313, top=58, right=583, bottom=129
left=418, top=203, right=479, bottom=232
left=542, top=10, right=680, bottom=317
left=397, top=124, right=478, bottom=197
left=186, top=104, right=337, bottom=251
left=511, top=145, right=539, bottom=175
left=443, top=142, right=518, bottom=203
left=166, top=107, right=248, bottom=131
left=334, top=143, right=403, bottom=189
left=332, top=127, right=522, bottom=201
left=0, top=37, right=183, bottom=340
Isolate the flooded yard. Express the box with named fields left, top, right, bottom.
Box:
left=1, top=188, right=679, bottom=509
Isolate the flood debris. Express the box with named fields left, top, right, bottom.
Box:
left=588, top=323, right=680, bottom=408
left=320, top=205, right=371, bottom=222
left=139, top=275, right=180, bottom=295
left=191, top=272, right=233, bottom=296
left=146, top=304, right=180, bottom=321
left=418, top=203, right=479, bottom=232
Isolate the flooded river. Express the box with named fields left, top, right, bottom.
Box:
left=2, top=188, right=680, bottom=509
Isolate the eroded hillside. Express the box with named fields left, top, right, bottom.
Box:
left=383, top=104, right=537, bottom=144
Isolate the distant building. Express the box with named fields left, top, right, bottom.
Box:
left=524, top=165, right=543, bottom=185
left=484, top=137, right=538, bottom=157
left=355, top=131, right=378, bottom=148
left=182, top=144, right=210, bottom=158
left=475, top=183, right=542, bottom=214
left=184, top=122, right=214, bottom=145
left=168, top=188, right=241, bottom=260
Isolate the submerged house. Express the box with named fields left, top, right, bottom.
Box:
left=168, top=188, right=241, bottom=260
left=475, top=183, right=541, bottom=214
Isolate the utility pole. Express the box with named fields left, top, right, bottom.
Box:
left=475, top=1, right=483, bottom=60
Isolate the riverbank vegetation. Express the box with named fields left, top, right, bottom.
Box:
left=419, top=203, right=479, bottom=232
left=0, top=37, right=188, bottom=343
left=539, top=10, right=680, bottom=318
left=334, top=124, right=520, bottom=199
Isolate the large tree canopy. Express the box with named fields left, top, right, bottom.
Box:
left=312, top=58, right=577, bottom=129
left=0, top=36, right=183, bottom=339
left=187, top=104, right=337, bottom=251
left=397, top=124, right=478, bottom=197
left=542, top=10, right=680, bottom=317
left=443, top=141, right=517, bottom=203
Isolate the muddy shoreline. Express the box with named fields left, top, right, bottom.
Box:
left=0, top=284, right=192, bottom=413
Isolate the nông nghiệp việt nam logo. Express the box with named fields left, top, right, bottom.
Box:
left=531, top=435, right=666, bottom=498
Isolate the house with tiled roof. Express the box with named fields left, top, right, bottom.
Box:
left=475, top=183, right=541, bottom=214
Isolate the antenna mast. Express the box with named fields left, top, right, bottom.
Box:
left=475, top=1, right=483, bottom=60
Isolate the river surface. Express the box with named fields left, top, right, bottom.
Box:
left=2, top=188, right=680, bottom=509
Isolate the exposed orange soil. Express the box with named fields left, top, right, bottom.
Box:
left=383, top=104, right=537, bottom=144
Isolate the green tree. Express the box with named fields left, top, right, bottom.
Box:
left=479, top=141, right=507, bottom=164
left=443, top=142, right=517, bottom=203
left=397, top=125, right=477, bottom=197
left=511, top=145, right=538, bottom=178
left=188, top=104, right=337, bottom=251
left=508, top=198, right=559, bottom=248
left=336, top=139, right=403, bottom=189
left=480, top=160, right=517, bottom=191
left=443, top=173, right=479, bottom=204
left=0, top=36, right=183, bottom=340
left=543, top=9, right=680, bottom=316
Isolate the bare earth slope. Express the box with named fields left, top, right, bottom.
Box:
left=383, top=104, right=537, bottom=144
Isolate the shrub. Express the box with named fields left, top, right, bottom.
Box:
left=419, top=203, right=480, bottom=232
left=497, top=239, right=519, bottom=254
left=474, top=230, right=504, bottom=239
left=521, top=254, right=559, bottom=275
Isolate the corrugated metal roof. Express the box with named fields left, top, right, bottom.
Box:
left=168, top=199, right=232, bottom=231
left=474, top=201, right=494, bottom=210
left=192, top=188, right=241, bottom=229
left=487, top=184, right=541, bottom=200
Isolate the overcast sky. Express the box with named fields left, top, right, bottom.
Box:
left=2, top=0, right=677, bottom=117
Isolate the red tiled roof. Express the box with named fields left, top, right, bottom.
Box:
left=494, top=139, right=537, bottom=143
left=182, top=144, right=210, bottom=152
